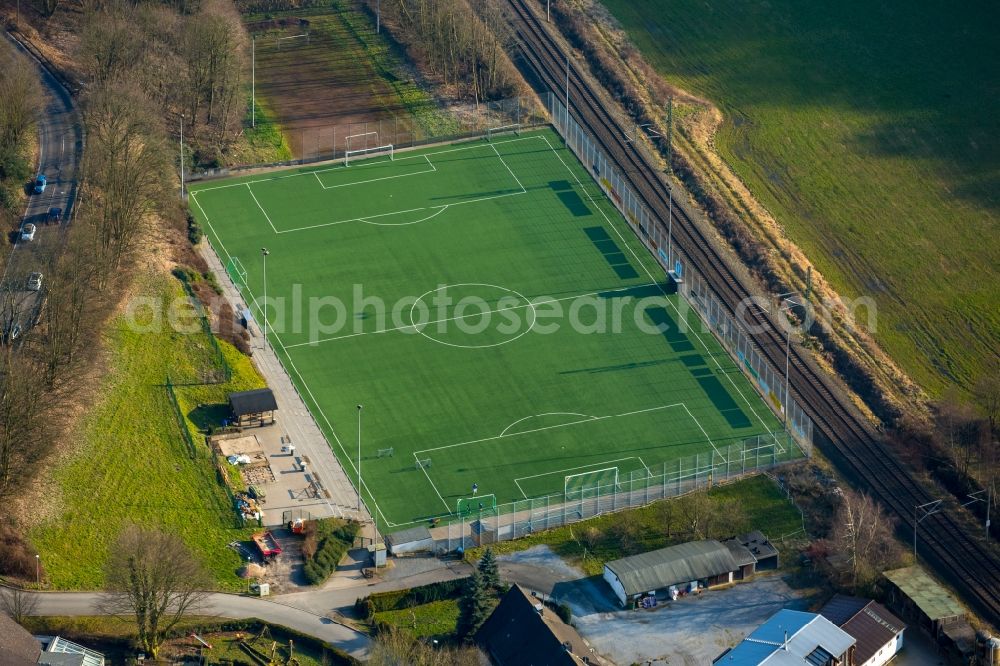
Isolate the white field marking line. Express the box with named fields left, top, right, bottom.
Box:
left=414, top=402, right=685, bottom=457
left=281, top=282, right=656, bottom=349
left=265, top=297, right=397, bottom=529
left=499, top=412, right=598, bottom=438
left=313, top=156, right=436, bottom=190
left=361, top=205, right=448, bottom=227
left=194, top=195, right=396, bottom=528
left=489, top=142, right=527, bottom=194
left=538, top=135, right=773, bottom=432
left=412, top=452, right=452, bottom=512
left=189, top=134, right=544, bottom=194
left=678, top=402, right=724, bottom=464
left=277, top=150, right=526, bottom=233
left=245, top=183, right=278, bottom=234
left=513, top=457, right=640, bottom=499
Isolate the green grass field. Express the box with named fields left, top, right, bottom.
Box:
left=189, top=128, right=787, bottom=528
left=600, top=0, right=1000, bottom=396
left=29, top=275, right=263, bottom=590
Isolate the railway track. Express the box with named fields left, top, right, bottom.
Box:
left=505, top=0, right=1000, bottom=624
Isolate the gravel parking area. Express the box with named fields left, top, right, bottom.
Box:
left=500, top=546, right=815, bottom=666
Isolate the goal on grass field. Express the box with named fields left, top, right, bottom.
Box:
left=564, top=467, right=620, bottom=497
left=345, top=144, right=393, bottom=166
left=486, top=123, right=520, bottom=142
left=457, top=494, right=496, bottom=517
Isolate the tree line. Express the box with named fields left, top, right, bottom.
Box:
left=1, top=0, right=250, bottom=522
left=365, top=0, right=522, bottom=103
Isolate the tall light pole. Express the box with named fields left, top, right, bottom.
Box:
left=914, top=500, right=942, bottom=560
left=565, top=54, right=570, bottom=113
left=376, top=0, right=381, bottom=33
left=666, top=185, right=673, bottom=266
left=179, top=114, right=185, bottom=199
left=779, top=296, right=802, bottom=429
left=357, top=404, right=363, bottom=513
left=261, top=248, right=269, bottom=341
left=35, top=554, right=39, bottom=586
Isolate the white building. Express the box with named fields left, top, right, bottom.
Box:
left=820, top=595, right=906, bottom=666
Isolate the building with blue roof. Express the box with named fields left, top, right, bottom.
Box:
left=715, top=609, right=856, bottom=666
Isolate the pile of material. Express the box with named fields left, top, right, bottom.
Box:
left=235, top=492, right=262, bottom=522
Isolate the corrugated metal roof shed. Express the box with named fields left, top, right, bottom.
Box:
left=883, top=566, right=964, bottom=621
left=605, top=540, right=738, bottom=596
left=818, top=594, right=869, bottom=625
left=841, top=602, right=905, bottom=665
left=724, top=539, right=757, bottom=567
left=385, top=526, right=433, bottom=547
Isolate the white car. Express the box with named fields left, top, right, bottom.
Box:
left=20, top=223, right=36, bottom=242
left=27, top=272, right=43, bottom=291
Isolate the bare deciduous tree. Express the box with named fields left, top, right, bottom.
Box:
left=1, top=585, right=40, bottom=624
left=83, top=81, right=169, bottom=276
left=100, top=525, right=210, bottom=659
left=831, top=490, right=900, bottom=591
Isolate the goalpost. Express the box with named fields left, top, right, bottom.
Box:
left=564, top=466, right=620, bottom=497
left=345, top=144, right=394, bottom=166
left=457, top=494, right=496, bottom=517
left=486, top=123, right=521, bottom=142
left=346, top=131, right=379, bottom=153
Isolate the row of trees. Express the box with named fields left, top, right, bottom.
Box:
left=367, top=0, right=522, bottom=103
left=0, top=43, right=43, bottom=220
left=1, top=0, right=253, bottom=504
left=80, top=0, right=249, bottom=165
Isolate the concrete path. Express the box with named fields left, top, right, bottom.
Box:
left=199, top=242, right=373, bottom=532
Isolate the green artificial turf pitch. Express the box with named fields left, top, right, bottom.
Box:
left=189, top=128, right=787, bottom=527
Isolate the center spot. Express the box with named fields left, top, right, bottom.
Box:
left=408, top=283, right=536, bottom=349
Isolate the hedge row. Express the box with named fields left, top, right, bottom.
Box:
left=303, top=520, right=361, bottom=585
left=355, top=577, right=469, bottom=619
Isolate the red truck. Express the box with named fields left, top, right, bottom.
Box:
left=252, top=531, right=282, bottom=559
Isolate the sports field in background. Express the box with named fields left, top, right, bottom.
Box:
left=188, top=128, right=787, bottom=528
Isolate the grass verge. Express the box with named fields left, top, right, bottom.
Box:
left=466, top=475, right=803, bottom=576
left=373, top=599, right=461, bottom=641
left=28, top=273, right=264, bottom=590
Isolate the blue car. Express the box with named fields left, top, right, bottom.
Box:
left=33, top=174, right=47, bottom=194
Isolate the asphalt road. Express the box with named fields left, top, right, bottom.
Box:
left=1, top=30, right=82, bottom=336
left=27, top=591, right=372, bottom=658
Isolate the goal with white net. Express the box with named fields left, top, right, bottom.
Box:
left=345, top=144, right=394, bottom=166
left=564, top=466, right=620, bottom=497
left=486, top=124, right=520, bottom=142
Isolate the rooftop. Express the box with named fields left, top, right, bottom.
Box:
left=605, top=540, right=739, bottom=596
left=384, top=525, right=433, bottom=546
left=228, top=388, right=278, bottom=416
left=715, top=610, right=855, bottom=666
left=0, top=613, right=41, bottom=666
left=476, top=584, right=605, bottom=665
left=883, top=566, right=965, bottom=621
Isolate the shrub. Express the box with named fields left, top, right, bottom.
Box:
left=303, top=519, right=361, bottom=585
left=187, top=212, right=203, bottom=245
left=0, top=524, right=43, bottom=580
left=357, top=578, right=468, bottom=618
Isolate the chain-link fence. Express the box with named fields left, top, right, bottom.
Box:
left=441, top=431, right=805, bottom=551
left=546, top=92, right=814, bottom=452
left=187, top=95, right=547, bottom=181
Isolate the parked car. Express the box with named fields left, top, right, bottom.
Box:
left=27, top=272, right=43, bottom=291
left=1, top=322, right=21, bottom=344
left=48, top=207, right=62, bottom=223
left=20, top=223, right=36, bottom=242
left=33, top=174, right=47, bottom=194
